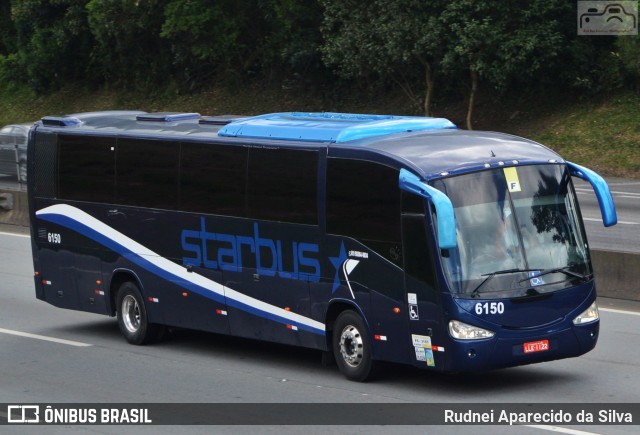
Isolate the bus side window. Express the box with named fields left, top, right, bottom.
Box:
left=116, top=138, right=179, bottom=210
left=326, top=158, right=401, bottom=265
left=402, top=214, right=438, bottom=302
left=58, top=135, right=116, bottom=203
left=180, top=143, right=248, bottom=217
left=247, top=147, right=318, bottom=225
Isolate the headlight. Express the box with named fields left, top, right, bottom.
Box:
left=449, top=320, right=495, bottom=340
left=573, top=301, right=599, bottom=325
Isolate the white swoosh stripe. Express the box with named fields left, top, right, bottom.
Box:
left=36, top=204, right=326, bottom=333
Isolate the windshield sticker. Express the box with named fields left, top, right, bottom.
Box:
left=529, top=271, right=545, bottom=286
left=504, top=167, right=522, bottom=192
left=407, top=293, right=417, bottom=304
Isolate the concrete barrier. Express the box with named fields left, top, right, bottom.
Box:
left=592, top=250, right=640, bottom=302
left=0, top=188, right=28, bottom=227
left=1, top=192, right=638, bottom=302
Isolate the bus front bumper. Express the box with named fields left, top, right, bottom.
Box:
left=444, top=321, right=599, bottom=372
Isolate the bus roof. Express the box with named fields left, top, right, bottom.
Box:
left=35, top=111, right=564, bottom=180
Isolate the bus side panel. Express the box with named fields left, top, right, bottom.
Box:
left=32, top=203, right=82, bottom=311
left=98, top=206, right=231, bottom=335
left=35, top=245, right=79, bottom=310
left=322, top=236, right=410, bottom=365
left=369, top=290, right=412, bottom=364
left=74, top=251, right=107, bottom=314
left=158, top=266, right=227, bottom=333
left=220, top=218, right=324, bottom=349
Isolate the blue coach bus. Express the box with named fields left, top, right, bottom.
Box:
left=27, top=111, right=616, bottom=381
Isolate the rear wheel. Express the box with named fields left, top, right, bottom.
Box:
left=332, top=310, right=377, bottom=382
left=116, top=282, right=164, bottom=345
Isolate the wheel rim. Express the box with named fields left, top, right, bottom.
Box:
left=339, top=324, right=364, bottom=368
left=122, top=295, right=141, bottom=333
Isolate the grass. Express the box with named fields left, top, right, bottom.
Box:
left=530, top=93, right=640, bottom=178
left=1, top=83, right=638, bottom=179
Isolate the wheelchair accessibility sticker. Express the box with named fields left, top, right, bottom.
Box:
left=529, top=271, right=545, bottom=287
left=409, top=304, right=419, bottom=321
left=578, top=1, right=638, bottom=35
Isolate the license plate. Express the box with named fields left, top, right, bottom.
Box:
left=523, top=339, right=549, bottom=354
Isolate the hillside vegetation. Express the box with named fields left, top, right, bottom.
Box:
left=1, top=84, right=637, bottom=179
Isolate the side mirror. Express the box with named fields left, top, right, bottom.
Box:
left=567, top=162, right=617, bottom=227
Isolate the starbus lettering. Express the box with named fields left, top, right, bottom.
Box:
left=181, top=218, right=321, bottom=282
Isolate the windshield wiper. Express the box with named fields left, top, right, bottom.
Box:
left=471, top=268, right=539, bottom=298
left=518, top=266, right=592, bottom=284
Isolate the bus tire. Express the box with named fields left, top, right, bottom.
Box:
left=116, top=282, right=163, bottom=345
left=332, top=310, right=377, bottom=382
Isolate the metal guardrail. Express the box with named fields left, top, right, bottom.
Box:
left=0, top=143, right=27, bottom=190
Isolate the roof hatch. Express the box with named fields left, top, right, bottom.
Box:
left=199, top=115, right=246, bottom=126
left=136, top=112, right=200, bottom=122
left=40, top=116, right=83, bottom=127
left=218, top=112, right=456, bottom=143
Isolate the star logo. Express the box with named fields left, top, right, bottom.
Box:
left=329, top=241, right=348, bottom=293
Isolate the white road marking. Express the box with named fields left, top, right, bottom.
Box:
left=0, top=231, right=30, bottom=238
left=575, top=188, right=640, bottom=197
left=607, top=182, right=640, bottom=186
left=583, top=217, right=639, bottom=225
left=525, top=425, right=601, bottom=435
left=0, top=327, right=92, bottom=347
left=599, top=307, right=640, bottom=317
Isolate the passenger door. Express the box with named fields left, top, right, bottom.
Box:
left=401, top=211, right=445, bottom=369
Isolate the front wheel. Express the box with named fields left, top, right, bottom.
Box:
left=332, top=310, right=377, bottom=382
left=116, top=282, right=164, bottom=345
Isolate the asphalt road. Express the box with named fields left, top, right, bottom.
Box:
left=1, top=232, right=639, bottom=434
left=574, top=178, right=640, bottom=254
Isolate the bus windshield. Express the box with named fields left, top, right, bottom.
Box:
left=433, top=164, right=591, bottom=298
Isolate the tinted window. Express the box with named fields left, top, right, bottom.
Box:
left=247, top=147, right=318, bottom=225
left=58, top=135, right=115, bottom=203
left=402, top=215, right=438, bottom=301
left=402, top=191, right=425, bottom=214
left=116, top=138, right=179, bottom=209
left=326, top=158, right=401, bottom=264
left=180, top=143, right=248, bottom=216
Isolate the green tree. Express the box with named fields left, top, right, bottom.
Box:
left=616, top=36, right=640, bottom=92
left=160, top=0, right=242, bottom=87
left=441, top=0, right=570, bottom=129
left=0, top=1, right=16, bottom=55
left=160, top=0, right=323, bottom=89
left=260, top=0, right=324, bottom=81
left=8, top=0, right=92, bottom=91
left=321, top=0, right=448, bottom=116
left=86, top=0, right=171, bottom=89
